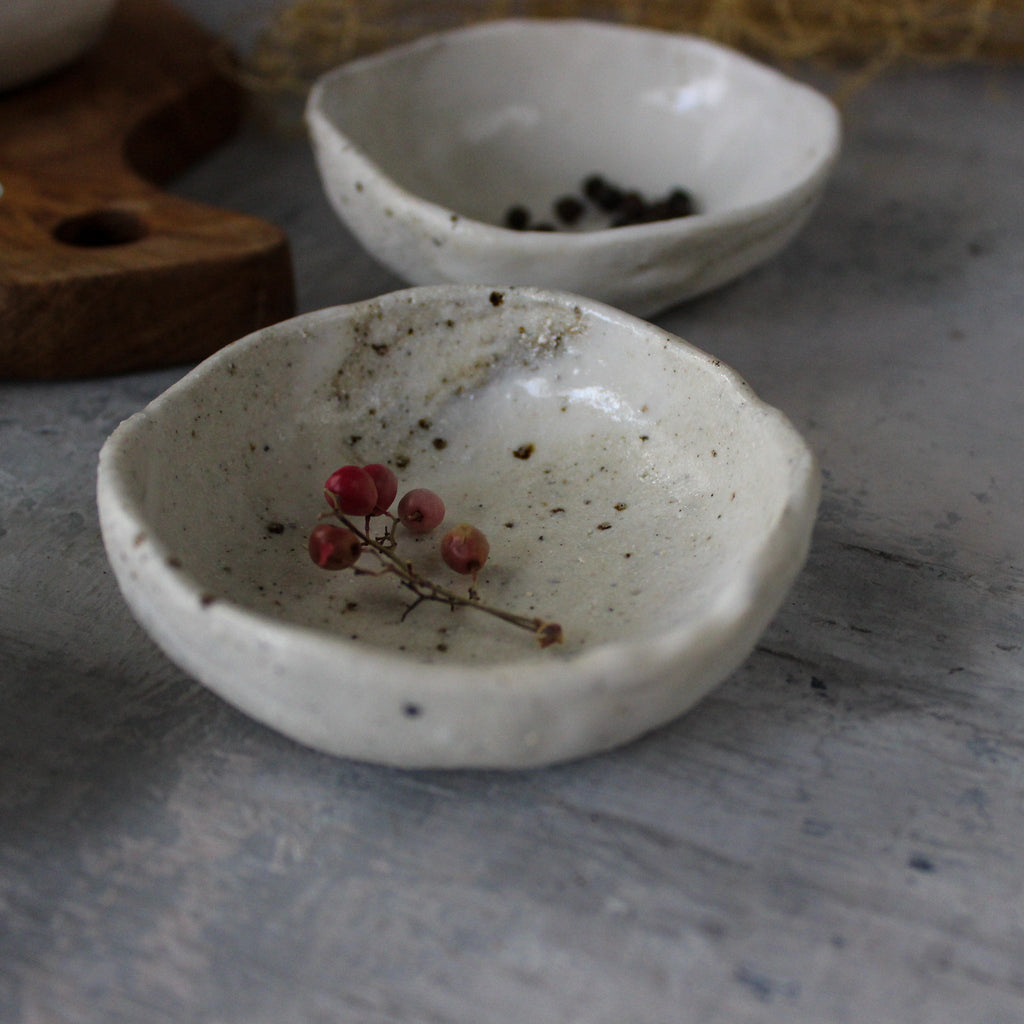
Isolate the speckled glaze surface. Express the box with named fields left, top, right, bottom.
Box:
left=97, top=285, right=819, bottom=768
left=306, top=19, right=841, bottom=318
left=0, top=0, right=117, bottom=91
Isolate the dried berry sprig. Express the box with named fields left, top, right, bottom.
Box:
left=312, top=465, right=563, bottom=648
left=326, top=508, right=563, bottom=647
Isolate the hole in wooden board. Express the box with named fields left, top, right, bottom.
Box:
left=53, top=209, right=148, bottom=248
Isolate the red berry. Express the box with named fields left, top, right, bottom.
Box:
left=397, top=488, right=446, bottom=534
left=363, top=464, right=398, bottom=515
left=441, top=524, right=489, bottom=577
left=324, top=465, right=377, bottom=516
left=308, top=524, right=362, bottom=570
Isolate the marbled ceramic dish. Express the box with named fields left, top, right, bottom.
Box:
left=307, top=20, right=841, bottom=318
left=98, top=285, right=819, bottom=769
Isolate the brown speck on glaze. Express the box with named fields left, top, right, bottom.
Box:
left=513, top=443, right=535, bottom=460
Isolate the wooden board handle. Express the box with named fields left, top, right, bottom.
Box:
left=0, top=0, right=295, bottom=378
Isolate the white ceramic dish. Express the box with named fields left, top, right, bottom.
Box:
left=307, top=19, right=841, bottom=319
left=98, top=285, right=819, bottom=769
left=0, top=0, right=117, bottom=92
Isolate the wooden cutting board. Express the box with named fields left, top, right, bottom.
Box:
left=0, top=0, right=296, bottom=379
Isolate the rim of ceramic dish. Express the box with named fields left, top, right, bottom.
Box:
left=98, top=286, right=820, bottom=701
left=306, top=19, right=842, bottom=250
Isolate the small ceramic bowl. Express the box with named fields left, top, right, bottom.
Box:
left=306, top=19, right=841, bottom=318
left=98, top=285, right=819, bottom=769
left=0, top=0, right=118, bottom=92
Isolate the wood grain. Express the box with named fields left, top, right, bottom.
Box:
left=0, top=0, right=295, bottom=379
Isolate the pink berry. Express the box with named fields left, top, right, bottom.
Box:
left=397, top=488, right=446, bottom=534
left=363, top=464, right=398, bottom=515
left=441, top=524, right=489, bottom=577
left=324, top=465, right=377, bottom=516
left=308, top=524, right=362, bottom=570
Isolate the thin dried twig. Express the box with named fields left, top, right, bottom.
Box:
left=239, top=0, right=1024, bottom=98
left=329, top=511, right=564, bottom=648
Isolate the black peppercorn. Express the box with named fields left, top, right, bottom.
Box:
left=554, top=195, right=585, bottom=225
left=584, top=174, right=624, bottom=212
left=504, top=204, right=530, bottom=230
left=665, top=188, right=695, bottom=218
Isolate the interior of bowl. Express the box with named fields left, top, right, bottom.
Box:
left=313, top=19, right=838, bottom=229
left=108, top=286, right=814, bottom=670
